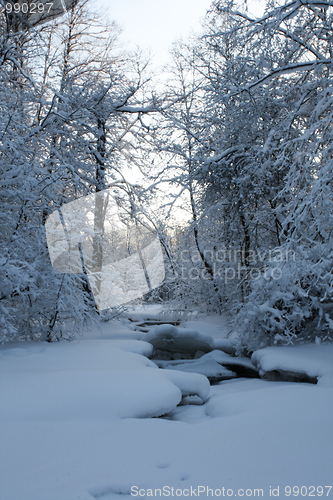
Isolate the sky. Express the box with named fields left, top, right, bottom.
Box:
left=94, top=0, right=213, bottom=67
left=93, top=0, right=264, bottom=68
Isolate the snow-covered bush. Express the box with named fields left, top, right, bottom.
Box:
left=236, top=245, right=333, bottom=353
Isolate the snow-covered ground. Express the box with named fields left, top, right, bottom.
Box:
left=1, top=310, right=332, bottom=500
left=252, top=344, right=333, bottom=386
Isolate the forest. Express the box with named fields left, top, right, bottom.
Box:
left=1, top=2, right=333, bottom=499
left=1, top=0, right=333, bottom=352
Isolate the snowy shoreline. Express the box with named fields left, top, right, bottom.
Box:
left=1, top=314, right=332, bottom=500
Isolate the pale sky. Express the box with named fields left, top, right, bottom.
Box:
left=93, top=0, right=263, bottom=68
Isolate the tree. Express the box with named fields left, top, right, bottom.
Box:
left=212, top=0, right=333, bottom=350
left=0, top=0, right=154, bottom=342
left=147, top=0, right=333, bottom=349
left=144, top=41, right=230, bottom=312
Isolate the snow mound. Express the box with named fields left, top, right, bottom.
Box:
left=141, top=324, right=214, bottom=354
left=317, top=372, right=333, bottom=388
left=155, top=350, right=259, bottom=381
left=162, top=369, right=210, bottom=400
left=127, top=304, right=176, bottom=322
left=182, top=320, right=228, bottom=339
left=141, top=324, right=237, bottom=356
left=0, top=340, right=212, bottom=421
left=205, top=379, right=333, bottom=420
left=212, top=338, right=237, bottom=355
left=105, top=339, right=153, bottom=357
left=1, top=338, right=333, bottom=500
left=252, top=344, right=333, bottom=383
left=155, top=351, right=237, bottom=381
left=82, top=318, right=143, bottom=341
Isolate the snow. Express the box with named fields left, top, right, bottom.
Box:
left=140, top=314, right=237, bottom=356
left=0, top=339, right=209, bottom=422
left=82, top=318, right=143, bottom=341
left=161, top=369, right=210, bottom=401
left=317, top=372, right=333, bottom=388
left=181, top=318, right=231, bottom=340
left=205, top=380, right=331, bottom=419
left=251, top=344, right=333, bottom=382
left=126, top=304, right=171, bottom=322
left=141, top=324, right=214, bottom=354
left=212, top=338, right=236, bottom=355
left=1, top=319, right=332, bottom=500
left=102, top=339, right=153, bottom=357
left=182, top=319, right=237, bottom=354
left=128, top=308, right=237, bottom=354
left=156, top=351, right=237, bottom=380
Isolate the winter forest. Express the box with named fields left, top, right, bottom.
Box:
left=1, top=0, right=333, bottom=499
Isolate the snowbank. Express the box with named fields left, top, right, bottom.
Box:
left=162, top=369, right=210, bottom=400
left=156, top=351, right=237, bottom=380
left=0, top=340, right=209, bottom=422
left=1, top=321, right=332, bottom=500
left=252, top=344, right=333, bottom=384
left=1, top=339, right=333, bottom=500
left=127, top=304, right=173, bottom=322
left=142, top=324, right=214, bottom=354
left=181, top=319, right=230, bottom=340
left=141, top=324, right=236, bottom=356
left=182, top=321, right=237, bottom=354
left=212, top=338, right=237, bottom=355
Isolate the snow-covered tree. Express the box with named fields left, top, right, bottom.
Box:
left=212, top=0, right=333, bottom=350
left=0, top=0, right=154, bottom=342
left=149, top=0, right=333, bottom=348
